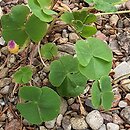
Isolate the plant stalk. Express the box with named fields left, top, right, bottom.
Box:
left=38, top=42, right=47, bottom=67
left=95, top=10, right=130, bottom=16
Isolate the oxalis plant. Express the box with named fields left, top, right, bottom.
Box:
left=1, top=0, right=128, bottom=125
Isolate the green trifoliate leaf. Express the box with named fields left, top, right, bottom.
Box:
left=94, top=0, right=117, bottom=12
left=61, top=12, right=74, bottom=24
left=10, top=5, right=30, bottom=26
left=37, top=0, right=52, bottom=9
left=57, top=72, right=87, bottom=97
left=49, top=55, right=79, bottom=86
left=73, top=11, right=88, bottom=23
left=17, top=102, right=43, bottom=124
left=91, top=76, right=114, bottom=110
left=28, top=0, right=53, bottom=22
left=1, top=5, right=29, bottom=46
left=72, top=20, right=84, bottom=32
left=19, top=86, right=42, bottom=101
left=84, top=0, right=119, bottom=12
left=42, top=8, right=57, bottom=15
left=102, top=92, right=114, bottom=110
left=100, top=75, right=112, bottom=92
left=25, top=14, right=47, bottom=42
left=13, top=66, right=33, bottom=84
left=84, top=14, right=97, bottom=24
left=17, top=86, right=61, bottom=124
left=80, top=25, right=97, bottom=38
left=75, top=38, right=113, bottom=80
left=91, top=80, right=101, bottom=109
left=41, top=43, right=58, bottom=60
left=79, top=58, right=112, bottom=80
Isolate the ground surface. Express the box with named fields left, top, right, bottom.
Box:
left=0, top=0, right=130, bottom=130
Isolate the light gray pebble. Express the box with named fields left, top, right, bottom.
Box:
left=62, top=116, right=71, bottom=130
left=39, top=126, right=47, bottom=130
left=56, top=114, right=63, bottom=126
left=120, top=106, right=130, bottom=124
left=107, top=123, right=119, bottom=130
left=71, top=117, right=88, bottom=130
left=60, top=98, right=68, bottom=115
left=0, top=68, right=9, bottom=79
left=99, top=124, right=106, bottom=130
left=0, top=85, right=10, bottom=94
left=69, top=33, right=79, bottom=43
left=9, top=55, right=16, bottom=63
left=0, top=37, right=5, bottom=46
left=118, top=100, right=127, bottom=108
left=45, top=118, right=56, bottom=129
left=62, top=29, right=68, bottom=38
left=86, top=110, right=103, bottom=130
left=0, top=78, right=11, bottom=88
left=67, top=98, right=75, bottom=105
left=110, top=15, right=119, bottom=26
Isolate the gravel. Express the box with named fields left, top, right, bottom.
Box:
left=86, top=110, right=103, bottom=130
left=120, top=106, right=130, bottom=124
left=107, top=123, right=119, bottom=130
left=70, top=117, right=88, bottom=129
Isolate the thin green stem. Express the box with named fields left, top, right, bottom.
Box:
left=95, top=10, right=130, bottom=16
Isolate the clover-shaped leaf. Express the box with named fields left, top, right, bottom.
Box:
left=25, top=14, right=47, bottom=42
left=49, top=55, right=79, bottom=86
left=94, top=0, right=117, bottom=12
left=1, top=5, right=29, bottom=46
left=80, top=25, right=97, bottom=38
left=91, top=76, right=114, bottom=110
left=84, top=14, right=97, bottom=24
left=75, top=37, right=113, bottom=80
left=1, top=5, right=48, bottom=46
left=73, top=11, right=88, bottom=23
left=17, top=86, right=61, bottom=124
left=91, top=81, right=101, bottom=108
left=61, top=11, right=97, bottom=38
left=57, top=72, right=87, bottom=97
left=84, top=0, right=121, bottom=12
left=72, top=20, right=84, bottom=32
left=13, top=66, right=33, bottom=84
left=41, top=43, right=58, bottom=60
left=61, top=12, right=74, bottom=24
left=28, top=0, right=53, bottom=22
left=37, top=0, right=52, bottom=9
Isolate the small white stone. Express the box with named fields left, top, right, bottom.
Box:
left=60, top=98, right=68, bottom=115
left=0, top=86, right=10, bottom=94
left=71, top=117, right=88, bottom=129
left=118, top=100, right=127, bottom=108
left=45, top=118, right=56, bottom=129
left=110, top=15, right=119, bottom=26
left=39, top=126, right=47, bottom=130
left=86, top=110, right=103, bottom=130
left=56, top=114, right=63, bottom=126
left=0, top=37, right=5, bottom=46
left=99, top=124, right=107, bottom=130
left=107, top=123, right=119, bottom=130
left=114, top=62, right=130, bottom=80
left=67, top=98, right=75, bottom=105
